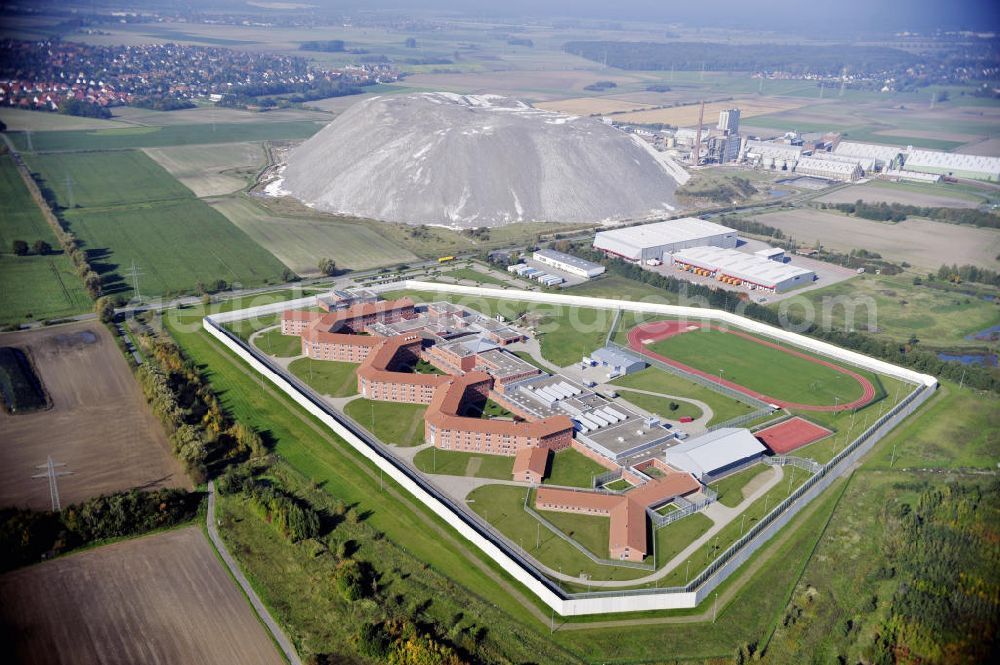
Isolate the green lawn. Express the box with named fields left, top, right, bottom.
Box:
left=0, top=155, right=90, bottom=325
left=442, top=266, right=511, bottom=287
left=653, top=513, right=714, bottom=572
left=615, top=388, right=703, bottom=421
left=647, top=328, right=866, bottom=406
left=287, top=357, right=358, bottom=398
left=253, top=327, right=302, bottom=357
left=710, top=463, right=774, bottom=508
left=412, top=447, right=516, bottom=480
left=465, top=484, right=648, bottom=581
left=10, top=120, right=324, bottom=152
left=543, top=448, right=610, bottom=488
left=343, top=398, right=427, bottom=446
left=566, top=274, right=677, bottom=303
left=777, top=273, right=1000, bottom=349
left=540, top=508, right=611, bottom=559
left=23, top=150, right=289, bottom=298
left=604, top=478, right=633, bottom=492
left=612, top=367, right=755, bottom=426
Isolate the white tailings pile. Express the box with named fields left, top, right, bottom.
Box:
left=282, top=92, right=687, bottom=227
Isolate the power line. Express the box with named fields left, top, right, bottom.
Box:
left=126, top=261, right=144, bottom=302
left=32, top=456, right=71, bottom=511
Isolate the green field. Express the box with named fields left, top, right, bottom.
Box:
left=711, top=463, right=774, bottom=508
left=440, top=266, right=512, bottom=287
left=143, top=142, right=264, bottom=197
left=343, top=398, right=427, bottom=446
left=22, top=151, right=289, bottom=298
left=413, top=447, right=516, bottom=479
left=0, top=156, right=90, bottom=325
left=615, top=388, right=703, bottom=421
left=540, top=507, right=611, bottom=559
left=10, top=121, right=324, bottom=152
left=780, top=273, right=1000, bottom=348
left=653, top=513, right=714, bottom=571
left=252, top=327, right=302, bottom=357
left=648, top=329, right=867, bottom=406
left=466, top=484, right=648, bottom=580
left=543, top=447, right=610, bottom=488
left=287, top=358, right=358, bottom=398
left=565, top=274, right=676, bottom=303
left=209, top=196, right=418, bottom=275
left=612, top=367, right=756, bottom=426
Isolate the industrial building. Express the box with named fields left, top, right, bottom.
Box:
left=833, top=141, right=903, bottom=170
left=671, top=246, right=816, bottom=293
left=718, top=108, right=740, bottom=135
left=902, top=150, right=1000, bottom=182
left=532, top=249, right=606, bottom=279
left=754, top=247, right=785, bottom=261
left=593, top=218, right=739, bottom=263
left=663, top=428, right=767, bottom=480
left=589, top=346, right=647, bottom=376
left=793, top=155, right=864, bottom=182
left=741, top=139, right=803, bottom=170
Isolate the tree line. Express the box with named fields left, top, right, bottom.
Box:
left=936, top=263, right=1000, bottom=287
left=568, top=242, right=1000, bottom=393
left=0, top=488, right=200, bottom=573
left=821, top=200, right=1000, bottom=230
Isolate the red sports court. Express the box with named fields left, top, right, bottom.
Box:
left=755, top=417, right=832, bottom=454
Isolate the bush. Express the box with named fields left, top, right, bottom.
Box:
left=12, top=239, right=28, bottom=256
left=335, top=558, right=373, bottom=601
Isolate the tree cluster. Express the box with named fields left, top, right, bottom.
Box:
left=132, top=97, right=197, bottom=112
left=59, top=98, right=112, bottom=119
left=10, top=239, right=51, bottom=256
left=0, top=488, right=200, bottom=572
left=936, top=263, right=1000, bottom=288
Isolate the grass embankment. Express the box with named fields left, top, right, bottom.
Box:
left=412, top=448, right=516, bottom=480
left=24, top=150, right=289, bottom=298
left=343, top=398, right=426, bottom=446
left=287, top=358, right=358, bottom=398
left=711, top=463, right=773, bottom=508
left=613, top=367, right=756, bottom=426
left=543, top=448, right=610, bottom=488
left=0, top=155, right=90, bottom=325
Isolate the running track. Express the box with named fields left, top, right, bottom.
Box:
left=626, top=321, right=876, bottom=412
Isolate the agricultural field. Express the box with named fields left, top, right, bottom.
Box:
left=208, top=196, right=418, bottom=275
left=0, top=107, right=131, bottom=131
left=413, top=447, right=516, bottom=479
left=780, top=273, right=1000, bottom=348
left=610, top=97, right=812, bottom=127
left=0, top=322, right=188, bottom=510
left=143, top=142, right=264, bottom=197
left=534, top=97, right=655, bottom=115
left=815, top=180, right=989, bottom=208
left=8, top=120, right=324, bottom=152
left=287, top=357, right=358, bottom=398
left=749, top=208, right=1000, bottom=270
left=23, top=150, right=289, bottom=297
left=0, top=156, right=90, bottom=325
left=0, top=527, right=285, bottom=665
left=642, top=327, right=870, bottom=407
left=611, top=367, right=757, bottom=426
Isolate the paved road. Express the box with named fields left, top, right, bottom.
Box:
left=206, top=481, right=303, bottom=665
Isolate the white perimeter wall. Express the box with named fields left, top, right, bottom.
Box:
left=202, top=280, right=935, bottom=617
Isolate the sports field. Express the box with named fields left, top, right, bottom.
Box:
left=209, top=196, right=418, bottom=274
left=0, top=527, right=285, bottom=665
left=0, top=156, right=89, bottom=324
left=755, top=417, right=833, bottom=455
left=629, top=321, right=875, bottom=410
left=9, top=120, right=324, bottom=152
left=24, top=151, right=289, bottom=297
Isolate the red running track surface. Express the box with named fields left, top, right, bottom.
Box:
left=754, top=417, right=833, bottom=454
left=626, top=321, right=876, bottom=412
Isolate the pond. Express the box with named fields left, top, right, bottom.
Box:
left=937, top=352, right=998, bottom=367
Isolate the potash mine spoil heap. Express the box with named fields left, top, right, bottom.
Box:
left=282, top=92, right=688, bottom=227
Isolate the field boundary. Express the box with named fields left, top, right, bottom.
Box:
left=203, top=280, right=936, bottom=616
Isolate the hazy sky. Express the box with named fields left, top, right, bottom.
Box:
left=343, top=0, right=999, bottom=33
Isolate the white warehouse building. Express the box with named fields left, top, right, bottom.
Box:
left=671, top=246, right=816, bottom=293
left=532, top=249, right=606, bottom=278
left=593, top=218, right=739, bottom=263
left=794, top=156, right=864, bottom=182
left=664, top=428, right=767, bottom=481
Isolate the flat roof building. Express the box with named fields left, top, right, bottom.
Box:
left=593, top=218, right=739, bottom=263
left=794, top=156, right=863, bottom=182
left=903, top=149, right=1000, bottom=183
left=663, top=428, right=767, bottom=480
left=671, top=246, right=815, bottom=293
left=833, top=141, right=903, bottom=170
left=532, top=249, right=606, bottom=279
left=590, top=346, right=646, bottom=376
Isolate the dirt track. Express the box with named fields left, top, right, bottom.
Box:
left=0, top=527, right=285, bottom=665
left=0, top=322, right=188, bottom=510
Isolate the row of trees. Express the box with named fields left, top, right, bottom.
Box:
left=569, top=242, right=1000, bottom=393
left=822, top=200, right=1000, bottom=230
left=936, top=262, right=1000, bottom=287
left=0, top=488, right=199, bottom=572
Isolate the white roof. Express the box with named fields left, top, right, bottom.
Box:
left=673, top=246, right=814, bottom=287
left=755, top=247, right=784, bottom=258
left=795, top=156, right=862, bottom=176
left=743, top=139, right=803, bottom=160
left=664, top=428, right=766, bottom=477
left=904, top=149, right=1000, bottom=176
left=809, top=152, right=875, bottom=171
left=533, top=248, right=603, bottom=272
left=834, top=141, right=903, bottom=164
left=594, top=218, right=737, bottom=251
